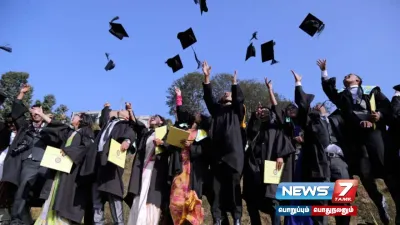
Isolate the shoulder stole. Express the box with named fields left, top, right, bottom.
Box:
left=337, top=85, right=377, bottom=95
left=241, top=104, right=247, bottom=129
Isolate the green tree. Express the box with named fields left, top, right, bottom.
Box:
left=166, top=72, right=290, bottom=120
left=0, top=72, right=33, bottom=120
left=0, top=71, right=70, bottom=122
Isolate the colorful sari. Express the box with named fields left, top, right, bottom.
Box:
left=169, top=129, right=204, bottom=225
left=34, top=130, right=78, bottom=225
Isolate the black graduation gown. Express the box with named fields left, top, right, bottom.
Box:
left=203, top=83, right=245, bottom=173
left=2, top=99, right=32, bottom=187
left=295, top=85, right=349, bottom=180
left=0, top=122, right=11, bottom=153
left=243, top=105, right=295, bottom=203
left=173, top=103, right=212, bottom=197
left=81, top=106, right=136, bottom=198
left=38, top=121, right=95, bottom=223
left=322, top=77, right=391, bottom=177
left=124, top=120, right=171, bottom=210
left=386, top=96, right=400, bottom=174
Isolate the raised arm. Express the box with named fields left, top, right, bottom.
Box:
left=317, top=59, right=343, bottom=107
left=12, top=84, right=31, bottom=130
left=291, top=70, right=310, bottom=129
left=99, top=103, right=111, bottom=129
left=264, top=77, right=284, bottom=124
left=175, top=87, right=184, bottom=122
left=202, top=61, right=218, bottom=116
left=231, top=71, right=245, bottom=119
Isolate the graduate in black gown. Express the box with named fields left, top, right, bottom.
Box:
left=243, top=78, right=295, bottom=225
left=319, top=59, right=392, bottom=224
left=201, top=61, right=245, bottom=225
left=124, top=103, right=170, bottom=225
left=83, top=103, right=136, bottom=225
left=34, top=111, right=95, bottom=224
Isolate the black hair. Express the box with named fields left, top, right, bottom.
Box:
left=78, top=113, right=93, bottom=129
left=31, top=103, right=41, bottom=108
left=154, top=114, right=165, bottom=125
left=343, top=74, right=363, bottom=87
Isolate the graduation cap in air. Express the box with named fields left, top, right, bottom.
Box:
left=249, top=32, right=258, bottom=42
left=200, top=0, right=208, bottom=15
left=0, top=91, right=7, bottom=106
left=104, top=53, right=115, bottom=71
left=0, top=45, right=12, bottom=53
left=299, top=13, right=325, bottom=37
left=177, top=28, right=197, bottom=50
left=261, top=40, right=278, bottom=65
left=393, top=84, right=400, bottom=92
left=193, top=0, right=199, bottom=4
left=191, top=47, right=201, bottom=69
left=109, top=16, right=129, bottom=40
left=245, top=42, right=256, bottom=61
left=166, top=54, right=183, bottom=73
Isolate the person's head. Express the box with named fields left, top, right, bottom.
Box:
left=149, top=114, right=165, bottom=128
left=285, top=104, right=298, bottom=119
left=30, top=104, right=43, bottom=123
left=313, top=103, right=327, bottom=115
left=219, top=92, right=232, bottom=105
left=256, top=106, right=271, bottom=122
left=343, top=73, right=362, bottom=88
left=71, top=113, right=93, bottom=129
left=5, top=114, right=16, bottom=131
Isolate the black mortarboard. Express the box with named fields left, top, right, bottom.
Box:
left=193, top=0, right=199, bottom=4
left=250, top=32, right=258, bottom=42
left=245, top=42, right=256, bottom=61
left=109, top=16, right=129, bottom=40
left=299, top=13, right=325, bottom=37
left=0, top=46, right=12, bottom=53
left=177, top=28, right=197, bottom=50
left=191, top=47, right=201, bottom=69
left=200, top=0, right=208, bottom=15
left=394, top=84, right=400, bottom=92
left=166, top=54, right=183, bottom=73
left=0, top=91, right=6, bottom=106
left=261, top=40, right=278, bottom=65
left=104, top=53, right=115, bottom=71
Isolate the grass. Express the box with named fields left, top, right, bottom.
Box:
left=31, top=155, right=396, bottom=225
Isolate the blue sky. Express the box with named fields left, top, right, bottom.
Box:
left=0, top=0, right=399, bottom=118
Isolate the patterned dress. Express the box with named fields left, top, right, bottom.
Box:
left=169, top=129, right=204, bottom=225
left=34, top=130, right=79, bottom=225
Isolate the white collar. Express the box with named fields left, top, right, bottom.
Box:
left=349, top=85, right=358, bottom=89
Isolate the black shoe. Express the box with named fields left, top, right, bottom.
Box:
left=234, top=219, right=241, bottom=225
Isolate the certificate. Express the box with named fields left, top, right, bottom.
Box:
left=166, top=126, right=190, bottom=148
left=263, top=160, right=284, bottom=184
left=155, top=126, right=168, bottom=155
left=107, top=139, right=126, bottom=168
left=40, top=146, right=73, bottom=173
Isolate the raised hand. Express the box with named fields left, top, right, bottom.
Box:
left=20, top=84, right=30, bottom=93
left=125, top=102, right=132, bottom=110
left=232, top=70, right=237, bottom=84
left=264, top=77, right=272, bottom=89
left=291, top=70, right=302, bottom=82
left=202, top=61, right=211, bottom=77
left=30, top=106, right=43, bottom=115
left=316, top=59, right=327, bottom=71
left=174, top=86, right=181, bottom=96
left=104, top=102, right=110, bottom=108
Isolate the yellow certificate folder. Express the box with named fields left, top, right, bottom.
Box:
left=155, top=126, right=168, bottom=155
left=263, top=160, right=284, bottom=184
left=166, top=126, right=190, bottom=148
left=40, top=146, right=73, bottom=174
left=107, top=139, right=126, bottom=168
